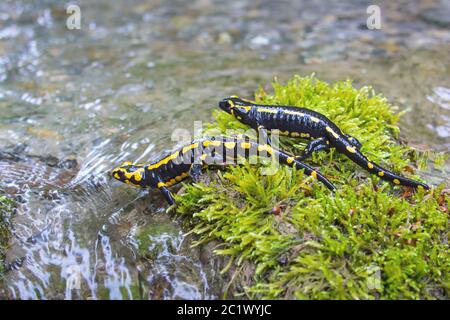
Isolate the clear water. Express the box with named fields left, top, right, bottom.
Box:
left=0, top=0, right=449, bottom=299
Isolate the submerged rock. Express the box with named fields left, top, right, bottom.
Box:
left=420, top=1, right=450, bottom=28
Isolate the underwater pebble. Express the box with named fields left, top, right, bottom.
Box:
left=420, top=1, right=450, bottom=28
left=0, top=25, right=21, bottom=40
left=435, top=125, right=450, bottom=138
left=250, top=35, right=270, bottom=47
left=427, top=87, right=450, bottom=110
left=217, top=32, right=233, bottom=45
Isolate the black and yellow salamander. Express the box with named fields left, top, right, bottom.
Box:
left=111, top=136, right=336, bottom=205
left=219, top=97, right=429, bottom=190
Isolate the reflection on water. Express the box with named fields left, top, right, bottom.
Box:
left=0, top=0, right=449, bottom=299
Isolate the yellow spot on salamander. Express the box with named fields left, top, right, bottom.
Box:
left=291, top=132, right=300, bottom=137
left=310, top=116, right=320, bottom=123
left=200, top=153, right=207, bottom=161
left=204, top=140, right=221, bottom=147
left=181, top=172, right=189, bottom=178
left=224, top=142, right=236, bottom=149
left=240, top=142, right=251, bottom=149
left=122, top=161, right=132, bottom=166
left=325, top=126, right=340, bottom=139
left=311, top=171, right=317, bottom=179
left=124, top=172, right=134, bottom=180
left=271, top=129, right=288, bottom=136
left=346, top=146, right=356, bottom=153
left=393, top=179, right=401, bottom=185
left=284, top=110, right=305, bottom=117
left=378, top=171, right=384, bottom=177
left=175, top=176, right=183, bottom=182
left=182, top=143, right=199, bottom=154
left=287, top=157, right=295, bottom=164
left=257, top=144, right=273, bottom=154
left=301, top=133, right=310, bottom=138
left=273, top=130, right=289, bottom=136
left=367, top=162, right=374, bottom=169
left=157, top=182, right=166, bottom=188
left=257, top=108, right=278, bottom=114
left=114, top=173, right=120, bottom=179
left=147, top=151, right=181, bottom=170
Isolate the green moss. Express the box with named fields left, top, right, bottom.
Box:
left=175, top=75, right=449, bottom=299
left=0, top=194, right=13, bottom=278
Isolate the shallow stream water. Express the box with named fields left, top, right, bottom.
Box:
left=0, top=0, right=449, bottom=299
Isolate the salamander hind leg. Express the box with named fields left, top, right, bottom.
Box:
left=157, top=182, right=176, bottom=205
left=346, top=134, right=362, bottom=149
left=297, top=137, right=330, bottom=161
left=278, top=151, right=336, bottom=191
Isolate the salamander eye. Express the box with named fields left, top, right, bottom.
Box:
left=111, top=168, right=123, bottom=180
left=219, top=98, right=234, bottom=113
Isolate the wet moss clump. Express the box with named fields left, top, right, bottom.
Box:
left=0, top=194, right=13, bottom=278
left=175, top=75, right=449, bottom=299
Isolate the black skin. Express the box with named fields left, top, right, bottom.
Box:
left=219, top=97, right=429, bottom=190
left=112, top=136, right=336, bottom=205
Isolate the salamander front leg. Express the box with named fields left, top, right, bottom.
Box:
left=297, top=137, right=330, bottom=161
left=157, top=182, right=176, bottom=206
left=257, top=125, right=270, bottom=145
left=188, top=163, right=203, bottom=182
left=345, top=134, right=362, bottom=149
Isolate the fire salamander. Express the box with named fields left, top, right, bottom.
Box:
left=111, top=136, right=336, bottom=205
left=219, top=97, right=429, bottom=190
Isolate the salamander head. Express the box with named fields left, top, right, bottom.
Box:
left=111, top=161, right=146, bottom=187
left=219, top=96, right=252, bottom=121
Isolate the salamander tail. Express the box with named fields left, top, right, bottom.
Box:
left=367, top=160, right=429, bottom=189
left=342, top=146, right=429, bottom=190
